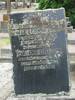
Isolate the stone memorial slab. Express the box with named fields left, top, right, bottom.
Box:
left=10, top=8, right=70, bottom=94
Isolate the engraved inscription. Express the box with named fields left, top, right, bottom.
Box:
left=11, top=9, right=65, bottom=71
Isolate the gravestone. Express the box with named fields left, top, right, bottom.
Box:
left=10, top=8, right=70, bottom=95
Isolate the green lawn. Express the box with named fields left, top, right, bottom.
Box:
left=0, top=38, right=10, bottom=47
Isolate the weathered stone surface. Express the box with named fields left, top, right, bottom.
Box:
left=10, top=8, right=69, bottom=94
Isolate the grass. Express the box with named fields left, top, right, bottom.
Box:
left=0, top=38, right=10, bottom=48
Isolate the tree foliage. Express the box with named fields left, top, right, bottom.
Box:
left=38, top=0, right=75, bottom=27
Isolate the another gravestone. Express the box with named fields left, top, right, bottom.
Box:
left=10, top=8, right=70, bottom=94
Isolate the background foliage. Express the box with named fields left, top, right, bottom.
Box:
left=37, top=0, right=75, bottom=28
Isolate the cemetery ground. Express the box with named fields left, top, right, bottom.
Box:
left=0, top=32, right=75, bottom=100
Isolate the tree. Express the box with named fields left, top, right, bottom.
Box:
left=38, top=0, right=75, bottom=27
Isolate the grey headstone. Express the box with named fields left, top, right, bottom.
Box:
left=10, top=8, right=70, bottom=94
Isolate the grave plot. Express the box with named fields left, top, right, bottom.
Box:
left=10, top=8, right=70, bottom=95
